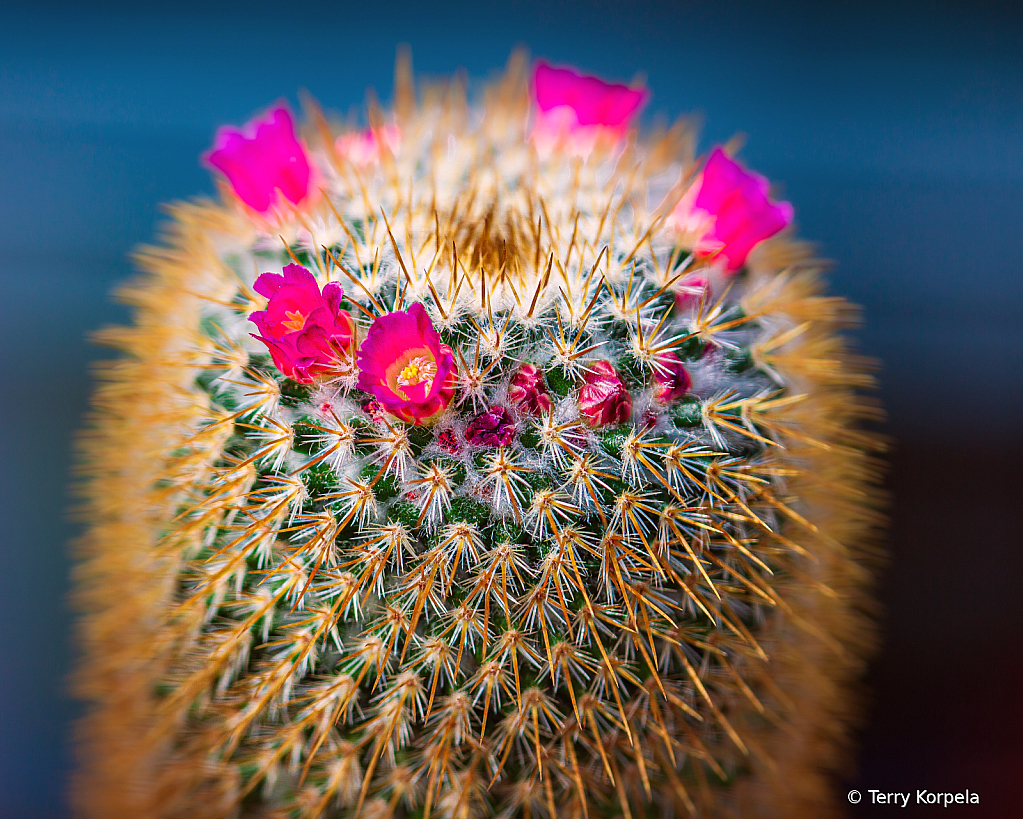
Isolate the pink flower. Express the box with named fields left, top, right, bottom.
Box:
left=356, top=303, right=457, bottom=425
left=653, top=352, right=692, bottom=403
left=578, top=361, right=632, bottom=427
left=507, top=364, right=553, bottom=416
left=207, top=106, right=313, bottom=213
left=249, top=264, right=357, bottom=383
left=532, top=62, right=647, bottom=155
left=466, top=407, right=516, bottom=447
left=336, top=124, right=400, bottom=166
left=672, top=148, right=794, bottom=271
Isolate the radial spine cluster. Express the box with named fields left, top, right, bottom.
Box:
left=75, top=55, right=882, bottom=819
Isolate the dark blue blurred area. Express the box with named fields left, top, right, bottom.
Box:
left=2, top=2, right=1021, bottom=816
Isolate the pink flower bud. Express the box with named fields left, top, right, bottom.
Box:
left=336, top=124, right=401, bottom=166
left=578, top=361, right=632, bottom=427
left=437, top=429, right=461, bottom=455
left=671, top=147, right=793, bottom=271
left=362, top=399, right=385, bottom=423
left=466, top=407, right=516, bottom=447
left=356, top=303, right=457, bottom=425
left=508, top=364, right=553, bottom=416
left=653, top=352, right=692, bottom=403
left=206, top=106, right=313, bottom=214
left=249, top=264, right=357, bottom=383
left=674, top=273, right=711, bottom=311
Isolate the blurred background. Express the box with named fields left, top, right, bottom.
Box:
left=2, top=1, right=1021, bottom=815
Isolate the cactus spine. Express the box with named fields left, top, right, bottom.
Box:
left=75, top=55, right=882, bottom=819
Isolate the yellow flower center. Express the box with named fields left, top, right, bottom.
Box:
left=395, top=355, right=437, bottom=398
left=281, top=310, right=306, bottom=333
left=400, top=362, right=421, bottom=383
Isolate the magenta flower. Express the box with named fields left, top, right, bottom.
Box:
left=207, top=106, right=313, bottom=214
left=507, top=364, right=553, bottom=416
left=466, top=407, right=516, bottom=447
left=249, top=264, right=357, bottom=383
left=672, top=148, right=793, bottom=271
left=336, top=124, right=400, bottom=166
left=532, top=62, right=647, bottom=154
left=653, top=352, right=692, bottom=403
left=356, top=303, right=457, bottom=425
left=578, top=361, right=632, bottom=427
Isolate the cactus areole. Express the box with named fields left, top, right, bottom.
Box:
left=76, top=55, right=882, bottom=819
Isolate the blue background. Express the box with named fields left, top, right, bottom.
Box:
left=2, top=1, right=1021, bottom=815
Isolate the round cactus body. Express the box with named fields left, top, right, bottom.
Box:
left=76, top=55, right=882, bottom=819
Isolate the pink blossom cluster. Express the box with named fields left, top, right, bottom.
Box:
left=227, top=63, right=791, bottom=428
left=249, top=277, right=458, bottom=424
left=208, top=69, right=791, bottom=271
left=569, top=356, right=694, bottom=429
left=249, top=270, right=694, bottom=428
left=249, top=260, right=703, bottom=426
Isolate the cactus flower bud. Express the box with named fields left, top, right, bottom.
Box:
left=672, top=147, right=794, bottom=270
left=507, top=363, right=553, bottom=416
left=674, top=273, right=711, bottom=310
left=336, top=124, right=401, bottom=166
left=248, top=264, right=357, bottom=383
left=437, top=429, right=461, bottom=455
left=362, top=399, right=385, bottom=423
left=206, top=106, right=313, bottom=213
left=578, top=360, right=632, bottom=427
left=653, top=352, right=692, bottom=403
left=356, top=303, right=457, bottom=425
left=466, top=406, right=516, bottom=447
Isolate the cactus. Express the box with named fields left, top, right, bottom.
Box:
left=75, top=54, right=882, bottom=819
